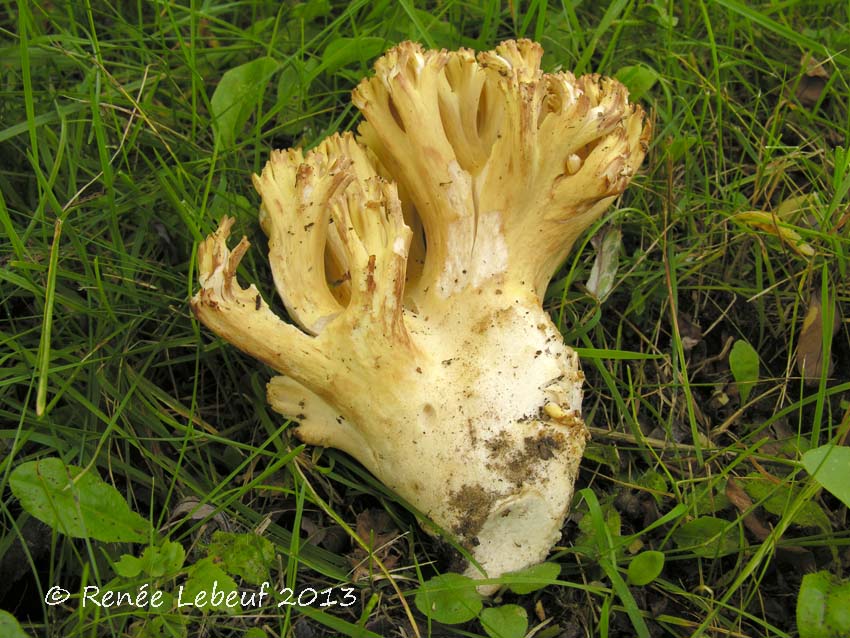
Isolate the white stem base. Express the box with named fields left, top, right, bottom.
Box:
left=267, top=281, right=588, bottom=583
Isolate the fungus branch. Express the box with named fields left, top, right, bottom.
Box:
left=354, top=39, right=649, bottom=301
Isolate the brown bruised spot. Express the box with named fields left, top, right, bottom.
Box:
left=194, top=289, right=220, bottom=312
left=255, top=294, right=262, bottom=310
left=393, top=266, right=405, bottom=307
left=366, top=254, right=377, bottom=293
left=295, top=163, right=314, bottom=185
left=472, top=305, right=513, bottom=335
left=465, top=417, right=477, bottom=446
left=472, top=315, right=495, bottom=334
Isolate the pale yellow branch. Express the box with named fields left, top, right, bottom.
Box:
left=191, top=217, right=330, bottom=387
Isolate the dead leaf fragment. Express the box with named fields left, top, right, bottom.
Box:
left=677, top=313, right=702, bottom=351
left=775, top=192, right=821, bottom=224
left=796, top=54, right=829, bottom=107
left=797, top=291, right=841, bottom=384
left=163, top=496, right=231, bottom=538
left=348, top=509, right=402, bottom=581
left=726, top=477, right=771, bottom=540
left=586, top=227, right=622, bottom=301
left=535, top=599, right=547, bottom=621
left=735, top=211, right=815, bottom=257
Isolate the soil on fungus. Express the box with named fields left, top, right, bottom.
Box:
left=448, top=483, right=496, bottom=538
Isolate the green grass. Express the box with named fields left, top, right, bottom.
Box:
left=2, top=1, right=849, bottom=637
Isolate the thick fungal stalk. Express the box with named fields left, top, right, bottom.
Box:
left=192, top=40, right=649, bottom=584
